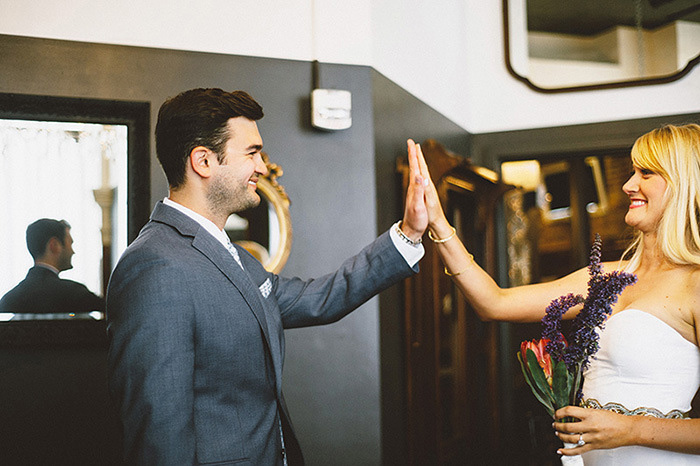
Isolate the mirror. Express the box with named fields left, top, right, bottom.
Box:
left=504, top=0, right=700, bottom=92
left=0, top=92, right=150, bottom=341
left=225, top=152, right=293, bottom=274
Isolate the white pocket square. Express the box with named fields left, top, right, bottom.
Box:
left=259, top=278, right=272, bottom=298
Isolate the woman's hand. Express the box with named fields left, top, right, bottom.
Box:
left=400, top=139, right=429, bottom=242
left=553, top=405, right=635, bottom=456
left=407, top=140, right=453, bottom=238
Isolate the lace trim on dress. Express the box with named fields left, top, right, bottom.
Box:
left=583, top=398, right=690, bottom=419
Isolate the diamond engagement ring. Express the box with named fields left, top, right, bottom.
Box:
left=577, top=433, right=586, bottom=447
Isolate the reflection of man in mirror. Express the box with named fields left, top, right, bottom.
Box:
left=107, top=88, right=429, bottom=465
left=0, top=218, right=105, bottom=314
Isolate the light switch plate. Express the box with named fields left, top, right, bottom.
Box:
left=311, top=89, right=352, bottom=131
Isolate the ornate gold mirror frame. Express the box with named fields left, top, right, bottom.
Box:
left=234, top=153, right=293, bottom=274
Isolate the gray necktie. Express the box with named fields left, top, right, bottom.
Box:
left=225, top=238, right=244, bottom=270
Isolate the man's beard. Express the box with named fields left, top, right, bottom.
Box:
left=57, top=254, right=73, bottom=272
left=207, top=176, right=260, bottom=217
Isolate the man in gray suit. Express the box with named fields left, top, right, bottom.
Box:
left=107, top=88, right=428, bottom=465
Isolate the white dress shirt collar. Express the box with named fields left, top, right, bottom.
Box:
left=34, top=262, right=60, bottom=274
left=163, top=197, right=231, bottom=249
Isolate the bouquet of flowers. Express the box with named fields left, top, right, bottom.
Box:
left=518, top=235, right=637, bottom=419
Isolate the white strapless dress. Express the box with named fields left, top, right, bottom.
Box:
left=581, top=309, right=700, bottom=465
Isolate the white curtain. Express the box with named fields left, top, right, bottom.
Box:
left=0, top=119, right=128, bottom=298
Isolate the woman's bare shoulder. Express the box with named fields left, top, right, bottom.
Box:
left=600, top=260, right=629, bottom=273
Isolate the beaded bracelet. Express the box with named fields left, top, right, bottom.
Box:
left=428, top=226, right=456, bottom=243
left=396, top=221, right=422, bottom=246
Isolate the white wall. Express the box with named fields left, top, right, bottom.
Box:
left=0, top=0, right=698, bottom=133
left=445, top=1, right=700, bottom=133
left=0, top=0, right=370, bottom=64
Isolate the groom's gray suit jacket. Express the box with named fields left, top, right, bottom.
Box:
left=107, top=201, right=417, bottom=465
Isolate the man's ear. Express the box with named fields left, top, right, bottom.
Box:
left=189, top=146, right=215, bottom=179
left=47, top=237, right=62, bottom=255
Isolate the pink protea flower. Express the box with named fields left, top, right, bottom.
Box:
left=521, top=338, right=553, bottom=387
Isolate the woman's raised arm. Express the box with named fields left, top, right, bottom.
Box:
left=408, top=139, right=589, bottom=322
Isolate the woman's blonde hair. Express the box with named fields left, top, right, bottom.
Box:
left=623, top=123, right=700, bottom=271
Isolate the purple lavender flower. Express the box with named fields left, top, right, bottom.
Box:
left=542, top=293, right=584, bottom=361
left=541, top=234, right=637, bottom=372
left=588, top=233, right=603, bottom=277
left=569, top=270, right=637, bottom=369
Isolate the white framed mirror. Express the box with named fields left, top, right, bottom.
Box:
left=504, top=0, right=700, bottom=92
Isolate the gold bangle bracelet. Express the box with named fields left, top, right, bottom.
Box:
left=428, top=226, right=456, bottom=243
left=443, top=254, right=473, bottom=276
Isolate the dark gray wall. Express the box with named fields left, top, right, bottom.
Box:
left=0, top=34, right=382, bottom=465
left=470, top=112, right=700, bottom=169
left=0, top=344, right=120, bottom=465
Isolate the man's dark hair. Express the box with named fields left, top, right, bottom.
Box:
left=155, top=88, right=264, bottom=188
left=26, top=218, right=71, bottom=260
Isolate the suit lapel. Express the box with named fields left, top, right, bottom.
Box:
left=191, top=231, right=273, bottom=342
left=151, top=202, right=277, bottom=371
left=192, top=232, right=286, bottom=395
left=242, top=255, right=285, bottom=395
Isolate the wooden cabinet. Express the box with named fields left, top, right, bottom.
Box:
left=397, top=140, right=511, bottom=465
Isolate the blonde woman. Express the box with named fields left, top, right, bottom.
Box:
left=408, top=124, right=700, bottom=464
